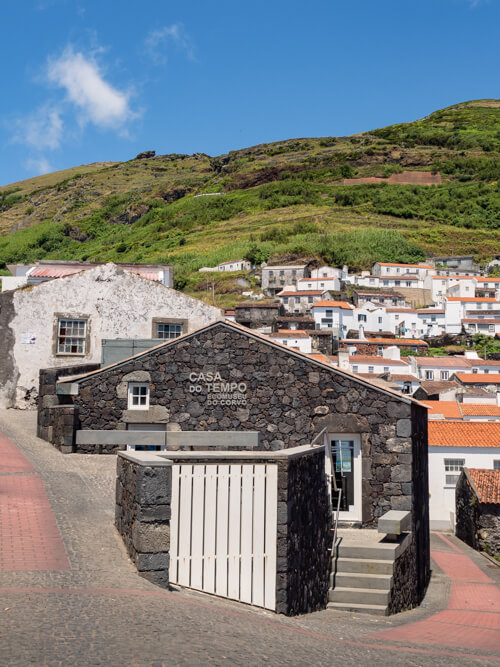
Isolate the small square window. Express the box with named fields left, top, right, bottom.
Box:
left=368, top=366, right=374, bottom=373
left=444, top=458, right=464, bottom=486
left=352, top=365, right=358, bottom=373
left=494, top=460, right=500, bottom=470
left=128, top=383, right=150, bottom=410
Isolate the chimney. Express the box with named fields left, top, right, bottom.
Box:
left=338, top=350, right=350, bottom=370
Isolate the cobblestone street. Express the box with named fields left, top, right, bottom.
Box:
left=0, top=409, right=499, bottom=666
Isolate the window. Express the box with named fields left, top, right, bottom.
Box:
left=383, top=366, right=389, bottom=373
left=280, top=270, right=285, bottom=276
left=383, top=280, right=389, bottom=286
left=489, top=324, right=495, bottom=332
left=326, top=310, right=333, bottom=317
left=441, top=371, right=449, bottom=380
left=269, top=270, right=274, bottom=276
left=292, top=269, right=297, bottom=276
left=156, top=323, right=183, bottom=340
left=308, top=296, right=313, bottom=303
left=57, top=318, right=88, bottom=354
left=369, top=278, right=375, bottom=284
left=358, top=314, right=367, bottom=322
left=395, top=314, right=399, bottom=321
left=406, top=281, right=411, bottom=287
left=444, top=459, right=464, bottom=486
left=308, top=283, right=313, bottom=288
left=402, top=382, right=411, bottom=394
left=378, top=317, right=383, bottom=324
left=431, top=315, right=436, bottom=322
left=425, top=370, right=434, bottom=380
left=494, top=461, right=500, bottom=470
left=377, top=346, right=384, bottom=355
left=128, top=383, right=150, bottom=410
left=368, top=366, right=374, bottom=373
left=472, top=368, right=478, bottom=373
left=153, top=318, right=186, bottom=340
left=352, top=365, right=358, bottom=373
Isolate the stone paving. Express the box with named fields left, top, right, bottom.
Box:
left=0, top=409, right=499, bottom=666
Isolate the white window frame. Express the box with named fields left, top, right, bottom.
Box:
left=128, top=383, right=150, bottom=410
left=56, top=318, right=88, bottom=355
left=444, top=458, right=464, bottom=487
left=440, top=370, right=449, bottom=380
left=425, top=370, right=434, bottom=380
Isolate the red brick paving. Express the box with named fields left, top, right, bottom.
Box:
left=0, top=433, right=70, bottom=572
left=368, top=533, right=500, bottom=652
left=0, top=432, right=36, bottom=473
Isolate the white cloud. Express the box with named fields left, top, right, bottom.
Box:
left=47, top=46, right=134, bottom=129
left=14, top=104, right=63, bottom=150
left=145, top=23, right=195, bottom=65
left=25, top=157, right=53, bottom=175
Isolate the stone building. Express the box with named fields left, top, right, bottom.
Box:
left=456, top=468, right=500, bottom=557
left=261, top=264, right=309, bottom=295
left=233, top=301, right=283, bottom=330
left=41, top=319, right=430, bottom=615
left=0, top=263, right=221, bottom=409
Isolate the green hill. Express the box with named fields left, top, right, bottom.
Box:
left=1, top=100, right=499, bottom=306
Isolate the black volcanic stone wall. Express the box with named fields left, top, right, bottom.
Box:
left=388, top=538, right=418, bottom=614
left=276, top=449, right=331, bottom=615
left=73, top=325, right=427, bottom=534
left=115, top=455, right=172, bottom=587
left=456, top=474, right=500, bottom=557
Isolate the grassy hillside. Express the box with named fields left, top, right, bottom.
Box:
left=1, top=100, right=499, bottom=304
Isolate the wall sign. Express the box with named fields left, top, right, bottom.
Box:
left=21, top=333, right=36, bottom=344
left=189, top=371, right=247, bottom=407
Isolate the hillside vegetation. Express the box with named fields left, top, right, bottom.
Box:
left=1, top=100, right=499, bottom=303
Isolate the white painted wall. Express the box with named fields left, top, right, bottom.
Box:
left=429, top=446, right=500, bottom=529
left=268, top=334, right=312, bottom=353
left=298, top=277, right=340, bottom=292
left=311, top=305, right=354, bottom=335
left=2, top=263, right=222, bottom=409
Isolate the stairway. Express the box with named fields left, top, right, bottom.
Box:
left=328, top=532, right=405, bottom=615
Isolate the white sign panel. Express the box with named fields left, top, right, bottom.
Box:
left=21, top=333, right=36, bottom=344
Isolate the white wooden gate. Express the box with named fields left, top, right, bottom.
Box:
left=169, top=463, right=278, bottom=610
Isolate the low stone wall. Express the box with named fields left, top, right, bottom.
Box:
left=277, top=448, right=331, bottom=614
left=49, top=405, right=78, bottom=453
left=456, top=473, right=500, bottom=557
left=115, top=446, right=330, bottom=615
left=37, top=363, right=100, bottom=446
left=115, top=454, right=172, bottom=587
left=388, top=536, right=418, bottom=614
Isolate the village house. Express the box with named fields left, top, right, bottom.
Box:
left=261, top=264, right=309, bottom=295
left=217, top=259, right=252, bottom=272
left=453, top=373, right=500, bottom=392
left=1, top=260, right=174, bottom=291
left=409, top=356, right=471, bottom=383
left=339, top=337, right=428, bottom=357
left=428, top=421, right=500, bottom=530
left=386, top=308, right=419, bottom=338
left=0, top=263, right=221, bottom=409
left=413, top=380, right=465, bottom=402
left=332, top=349, right=412, bottom=377
left=273, top=315, right=316, bottom=331
left=278, top=289, right=333, bottom=314
left=310, top=265, right=347, bottom=280
left=310, top=300, right=354, bottom=336
left=233, top=301, right=283, bottom=330
left=422, top=400, right=500, bottom=422
left=416, top=308, right=446, bottom=337
left=268, top=329, right=312, bottom=353
left=371, top=262, right=434, bottom=282
left=297, top=275, right=341, bottom=293
left=444, top=297, right=500, bottom=334
left=462, top=315, right=500, bottom=336
left=40, top=319, right=429, bottom=616
left=474, top=277, right=500, bottom=298
left=431, top=276, right=476, bottom=303
left=353, top=290, right=408, bottom=309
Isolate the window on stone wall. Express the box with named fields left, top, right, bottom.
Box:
left=444, top=458, right=465, bottom=486
left=128, top=383, right=150, bottom=410
left=56, top=318, right=88, bottom=355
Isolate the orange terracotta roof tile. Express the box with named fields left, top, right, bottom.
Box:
left=311, top=300, right=354, bottom=309
left=377, top=262, right=432, bottom=268
left=348, top=355, right=409, bottom=366
left=414, top=357, right=470, bottom=368
left=386, top=308, right=417, bottom=313
left=422, top=401, right=463, bottom=419
left=464, top=359, right=500, bottom=367
left=461, top=404, right=500, bottom=416
left=455, top=373, right=500, bottom=384
left=365, top=338, right=427, bottom=346
left=270, top=330, right=310, bottom=338
left=466, top=469, right=500, bottom=504
left=428, top=421, right=500, bottom=447
left=475, top=277, right=500, bottom=282
left=447, top=297, right=499, bottom=302
left=432, top=275, right=474, bottom=280
left=390, top=374, right=420, bottom=382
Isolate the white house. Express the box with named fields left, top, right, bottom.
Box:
left=428, top=421, right=500, bottom=530
left=386, top=308, right=419, bottom=338
left=353, top=303, right=390, bottom=334
left=217, top=259, right=252, bottom=272
left=431, top=276, right=476, bottom=303
left=0, top=263, right=222, bottom=409
left=416, top=308, right=446, bottom=337
left=297, top=276, right=341, bottom=293
left=311, top=300, right=355, bottom=336
left=310, top=265, right=346, bottom=280
left=474, top=277, right=500, bottom=298
left=409, top=356, right=471, bottom=382
left=372, top=262, right=434, bottom=281
left=444, top=297, right=500, bottom=333
left=334, top=350, right=411, bottom=376
left=2, top=260, right=174, bottom=291
left=268, top=330, right=312, bottom=353
left=462, top=317, right=500, bottom=336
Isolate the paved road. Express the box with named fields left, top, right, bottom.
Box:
left=0, top=409, right=499, bottom=666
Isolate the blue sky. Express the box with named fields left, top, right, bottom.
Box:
left=1, top=0, right=499, bottom=186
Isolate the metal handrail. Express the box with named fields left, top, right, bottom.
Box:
left=332, top=488, right=342, bottom=556
left=310, top=426, right=328, bottom=447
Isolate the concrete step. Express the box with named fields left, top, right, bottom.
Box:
left=336, top=544, right=397, bottom=560
left=331, top=572, right=393, bottom=590
left=328, top=601, right=389, bottom=616
left=335, top=557, right=394, bottom=575
left=328, top=586, right=390, bottom=606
